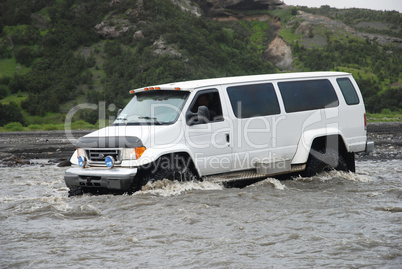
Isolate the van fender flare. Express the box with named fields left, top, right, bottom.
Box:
left=134, top=145, right=201, bottom=177
left=292, top=128, right=348, bottom=164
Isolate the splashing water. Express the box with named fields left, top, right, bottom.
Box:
left=0, top=160, right=401, bottom=268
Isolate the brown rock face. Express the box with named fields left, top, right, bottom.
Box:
left=195, top=0, right=284, bottom=16
left=263, top=36, right=293, bottom=70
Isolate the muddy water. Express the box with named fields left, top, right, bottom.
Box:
left=0, top=160, right=401, bottom=268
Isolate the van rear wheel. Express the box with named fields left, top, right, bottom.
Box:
left=304, top=148, right=348, bottom=177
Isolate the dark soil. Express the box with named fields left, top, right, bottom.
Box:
left=0, top=130, right=91, bottom=166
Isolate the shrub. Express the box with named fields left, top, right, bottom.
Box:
left=0, top=102, right=24, bottom=126
left=380, top=108, right=392, bottom=115
left=28, top=124, right=41, bottom=130
left=42, top=124, right=58, bottom=130
left=0, top=85, right=10, bottom=97
left=71, top=120, right=94, bottom=130
left=4, top=122, right=24, bottom=131
left=14, top=46, right=36, bottom=66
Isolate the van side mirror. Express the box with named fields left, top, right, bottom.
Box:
left=117, top=108, right=122, bottom=116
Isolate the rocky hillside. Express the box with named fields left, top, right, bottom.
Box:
left=0, top=0, right=400, bottom=129
left=93, top=0, right=401, bottom=71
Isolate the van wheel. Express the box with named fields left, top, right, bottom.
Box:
left=304, top=148, right=348, bottom=177
left=68, top=187, right=83, bottom=197
left=149, top=155, right=197, bottom=183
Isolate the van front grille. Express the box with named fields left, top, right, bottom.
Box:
left=86, top=149, right=121, bottom=163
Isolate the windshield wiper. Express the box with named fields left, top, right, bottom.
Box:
left=138, top=116, right=162, bottom=125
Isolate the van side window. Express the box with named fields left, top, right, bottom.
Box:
left=187, top=90, right=223, bottom=124
left=227, top=83, right=280, bottom=118
left=278, top=79, right=339, bottom=113
left=337, top=77, right=360, bottom=105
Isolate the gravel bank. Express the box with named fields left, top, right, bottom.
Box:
left=363, top=122, right=402, bottom=160
left=0, top=122, right=400, bottom=166
left=0, top=130, right=91, bottom=166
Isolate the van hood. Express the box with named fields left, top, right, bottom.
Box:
left=78, top=123, right=184, bottom=148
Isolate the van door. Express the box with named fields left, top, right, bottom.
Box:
left=185, top=88, right=232, bottom=176
left=224, top=83, right=290, bottom=173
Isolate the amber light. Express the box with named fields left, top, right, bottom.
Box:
left=135, top=147, right=146, bottom=159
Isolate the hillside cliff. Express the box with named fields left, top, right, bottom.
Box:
left=0, top=0, right=400, bottom=128
left=194, top=0, right=284, bottom=16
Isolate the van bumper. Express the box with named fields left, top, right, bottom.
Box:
left=365, top=140, right=375, bottom=153
left=64, top=167, right=138, bottom=191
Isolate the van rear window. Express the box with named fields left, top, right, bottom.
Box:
left=227, top=83, right=280, bottom=118
left=337, top=78, right=360, bottom=105
left=278, top=79, right=339, bottom=113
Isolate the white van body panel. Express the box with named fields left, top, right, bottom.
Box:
left=292, top=127, right=345, bottom=164
left=182, top=86, right=233, bottom=176
left=65, top=72, right=373, bottom=195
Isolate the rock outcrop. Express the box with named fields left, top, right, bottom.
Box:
left=195, top=0, right=284, bottom=17
left=263, top=36, right=293, bottom=70
left=286, top=11, right=355, bottom=48
left=152, top=37, right=183, bottom=58
left=94, top=19, right=132, bottom=39
left=171, top=0, right=203, bottom=17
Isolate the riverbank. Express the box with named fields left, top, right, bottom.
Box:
left=0, top=122, right=401, bottom=166
left=0, top=130, right=91, bottom=166
left=363, top=122, right=402, bottom=160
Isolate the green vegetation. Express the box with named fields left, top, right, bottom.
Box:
left=298, top=5, right=401, bottom=38
left=0, top=0, right=401, bottom=131
left=0, top=92, right=28, bottom=105
left=241, top=20, right=271, bottom=53
left=0, top=121, right=97, bottom=132
left=0, top=58, right=30, bottom=78
left=367, top=110, right=402, bottom=122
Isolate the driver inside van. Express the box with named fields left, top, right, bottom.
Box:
left=191, top=93, right=218, bottom=121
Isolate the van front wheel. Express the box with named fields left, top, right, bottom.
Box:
left=148, top=155, right=197, bottom=183
left=304, top=148, right=348, bottom=177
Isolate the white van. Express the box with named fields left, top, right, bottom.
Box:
left=64, top=72, right=374, bottom=196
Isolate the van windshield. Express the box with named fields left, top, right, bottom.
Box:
left=113, top=90, right=190, bottom=125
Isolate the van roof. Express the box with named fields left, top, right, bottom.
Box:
left=130, top=71, right=350, bottom=93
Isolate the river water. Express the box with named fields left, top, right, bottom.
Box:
left=0, top=160, right=401, bottom=268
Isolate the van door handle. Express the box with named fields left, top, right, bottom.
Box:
left=226, top=133, right=230, bottom=143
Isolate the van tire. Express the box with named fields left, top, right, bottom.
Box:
left=304, top=148, right=348, bottom=177
left=68, top=187, right=83, bottom=197
left=146, top=155, right=197, bottom=183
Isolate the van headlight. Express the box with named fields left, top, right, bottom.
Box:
left=78, top=156, right=87, bottom=167
left=105, top=156, right=115, bottom=168
left=122, top=147, right=146, bottom=160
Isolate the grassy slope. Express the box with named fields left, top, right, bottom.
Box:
left=0, top=4, right=400, bottom=131
left=0, top=57, right=30, bottom=79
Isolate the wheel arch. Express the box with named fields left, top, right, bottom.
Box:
left=292, top=128, right=350, bottom=165
left=161, top=151, right=200, bottom=178
left=139, top=149, right=201, bottom=178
